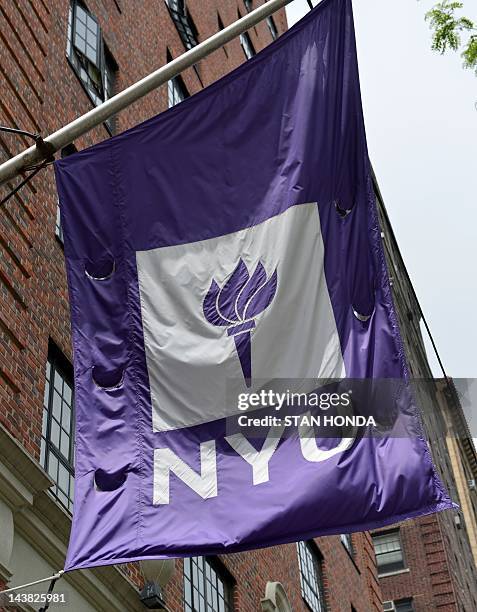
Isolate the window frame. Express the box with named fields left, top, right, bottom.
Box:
left=165, top=0, right=198, bottom=50
left=240, top=31, right=255, bottom=60
left=67, top=0, right=117, bottom=134
left=55, top=202, right=64, bottom=244
left=72, top=1, right=102, bottom=69
left=166, top=50, right=190, bottom=108
left=372, top=529, right=406, bottom=576
left=183, top=555, right=234, bottom=612
left=340, top=533, right=354, bottom=557
left=395, top=598, right=414, bottom=612
left=167, top=74, right=189, bottom=107
left=41, top=343, right=75, bottom=513
left=267, top=15, right=279, bottom=40
left=297, top=540, right=326, bottom=612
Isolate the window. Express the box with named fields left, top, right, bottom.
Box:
left=167, top=75, right=189, bottom=107
left=372, top=530, right=405, bottom=575
left=383, top=599, right=414, bottom=612
left=55, top=145, right=78, bottom=242
left=183, top=556, right=234, bottom=612
left=244, top=0, right=253, bottom=11
left=340, top=533, right=354, bottom=556
left=240, top=32, right=255, bottom=60
left=41, top=344, right=75, bottom=512
left=297, top=541, right=325, bottom=612
left=55, top=203, right=64, bottom=243
left=167, top=52, right=189, bottom=108
left=267, top=16, right=279, bottom=40
left=166, top=0, right=198, bottom=50
left=67, top=1, right=117, bottom=133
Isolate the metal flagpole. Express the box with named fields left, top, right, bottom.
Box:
left=0, top=571, right=64, bottom=595
left=0, top=0, right=297, bottom=186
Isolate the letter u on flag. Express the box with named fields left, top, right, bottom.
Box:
left=55, top=0, right=453, bottom=571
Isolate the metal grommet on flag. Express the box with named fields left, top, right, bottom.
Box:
left=333, top=199, right=353, bottom=218
left=94, top=466, right=129, bottom=491
left=352, top=306, right=374, bottom=322
left=92, top=364, right=125, bottom=390
left=85, top=257, right=116, bottom=281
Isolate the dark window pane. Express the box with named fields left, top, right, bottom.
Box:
left=395, top=599, right=414, bottom=612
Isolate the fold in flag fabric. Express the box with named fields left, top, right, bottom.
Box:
left=55, top=0, right=453, bottom=571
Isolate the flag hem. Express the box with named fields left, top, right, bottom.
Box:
left=64, top=498, right=456, bottom=572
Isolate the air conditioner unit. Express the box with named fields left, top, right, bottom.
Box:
left=383, top=602, right=396, bottom=612
left=468, top=479, right=476, bottom=491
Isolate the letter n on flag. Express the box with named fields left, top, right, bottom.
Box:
left=55, top=0, right=453, bottom=570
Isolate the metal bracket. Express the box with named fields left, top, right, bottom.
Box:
left=33, top=135, right=56, bottom=164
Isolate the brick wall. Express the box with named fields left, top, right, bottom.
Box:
left=163, top=534, right=381, bottom=612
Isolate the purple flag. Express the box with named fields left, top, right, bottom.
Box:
left=55, top=0, right=452, bottom=571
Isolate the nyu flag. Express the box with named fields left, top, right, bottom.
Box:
left=55, top=0, right=452, bottom=571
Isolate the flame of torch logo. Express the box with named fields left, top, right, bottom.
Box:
left=203, top=259, right=278, bottom=387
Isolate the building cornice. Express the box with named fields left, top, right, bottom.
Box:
left=0, top=424, right=52, bottom=509
left=0, top=423, right=145, bottom=611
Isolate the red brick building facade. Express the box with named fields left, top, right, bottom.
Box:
left=0, top=1, right=475, bottom=611
left=373, top=184, right=477, bottom=612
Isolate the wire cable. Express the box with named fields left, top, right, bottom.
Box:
left=0, top=163, right=45, bottom=207
left=370, top=167, right=448, bottom=380
left=0, top=126, right=40, bottom=142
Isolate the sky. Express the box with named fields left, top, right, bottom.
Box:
left=286, top=0, right=477, bottom=380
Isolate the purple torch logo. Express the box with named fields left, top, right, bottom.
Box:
left=203, top=259, right=278, bottom=387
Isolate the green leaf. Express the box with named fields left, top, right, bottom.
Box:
left=424, top=1, right=477, bottom=75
